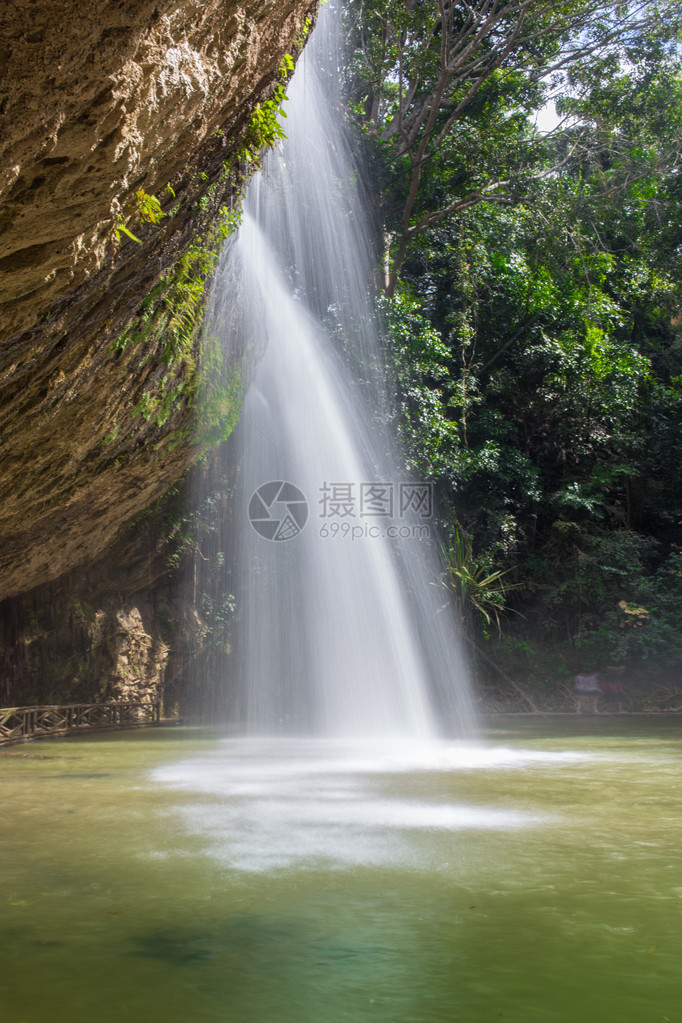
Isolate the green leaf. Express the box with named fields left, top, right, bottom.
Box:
left=116, top=224, right=142, bottom=244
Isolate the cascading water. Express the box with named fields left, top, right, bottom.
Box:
left=195, top=3, right=475, bottom=739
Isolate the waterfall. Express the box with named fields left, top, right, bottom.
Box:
left=194, top=2, right=475, bottom=739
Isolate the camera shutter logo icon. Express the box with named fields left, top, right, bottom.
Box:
left=248, top=481, right=308, bottom=541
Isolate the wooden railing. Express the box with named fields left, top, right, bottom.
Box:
left=0, top=702, right=161, bottom=746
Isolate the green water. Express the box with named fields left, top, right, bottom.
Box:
left=1, top=717, right=681, bottom=1023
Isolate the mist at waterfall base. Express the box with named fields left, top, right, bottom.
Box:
left=190, top=3, right=474, bottom=741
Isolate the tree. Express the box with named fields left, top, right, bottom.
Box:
left=346, top=0, right=682, bottom=292
left=350, top=9, right=682, bottom=685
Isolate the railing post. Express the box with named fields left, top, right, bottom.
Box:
left=0, top=698, right=171, bottom=746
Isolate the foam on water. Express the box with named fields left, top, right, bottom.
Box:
left=153, top=738, right=588, bottom=872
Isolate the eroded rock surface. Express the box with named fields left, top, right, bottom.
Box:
left=0, top=471, right=211, bottom=711
left=0, top=0, right=316, bottom=604
left=1, top=0, right=313, bottom=338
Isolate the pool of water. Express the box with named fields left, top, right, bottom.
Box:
left=1, top=716, right=681, bottom=1022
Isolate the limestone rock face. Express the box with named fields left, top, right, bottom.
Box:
left=1, top=588, right=174, bottom=709
left=0, top=0, right=316, bottom=604
left=0, top=480, right=207, bottom=711
left=101, top=605, right=168, bottom=704
left=0, top=0, right=313, bottom=338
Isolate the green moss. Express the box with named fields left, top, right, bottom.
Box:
left=196, top=349, right=244, bottom=447
left=105, top=48, right=301, bottom=450
left=103, top=425, right=120, bottom=446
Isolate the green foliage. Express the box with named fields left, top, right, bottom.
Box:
left=195, top=338, right=244, bottom=448
left=115, top=222, right=142, bottom=245
left=162, top=203, right=243, bottom=366
left=111, top=189, right=165, bottom=251
left=228, top=53, right=295, bottom=171
left=443, top=529, right=514, bottom=633
left=198, top=590, right=236, bottom=652
left=98, top=44, right=310, bottom=481
left=349, top=3, right=682, bottom=685
left=381, top=290, right=460, bottom=478
left=134, top=189, right=164, bottom=224
left=345, top=0, right=682, bottom=289
left=105, top=38, right=304, bottom=446
left=108, top=200, right=243, bottom=436
left=102, top=425, right=120, bottom=446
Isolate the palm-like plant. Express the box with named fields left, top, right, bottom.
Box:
left=443, top=528, right=513, bottom=632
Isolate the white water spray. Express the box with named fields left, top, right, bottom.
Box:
left=198, top=4, right=474, bottom=739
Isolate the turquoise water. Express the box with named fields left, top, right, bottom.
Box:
left=1, top=717, right=681, bottom=1022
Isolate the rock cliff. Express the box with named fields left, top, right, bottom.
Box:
left=0, top=0, right=317, bottom=707
left=0, top=0, right=316, bottom=603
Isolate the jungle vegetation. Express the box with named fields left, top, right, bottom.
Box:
left=342, top=0, right=682, bottom=701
